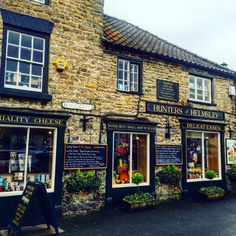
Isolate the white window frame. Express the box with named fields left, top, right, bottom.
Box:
left=186, top=130, right=221, bottom=183
left=0, top=125, right=57, bottom=197
left=117, top=59, right=140, bottom=93
left=189, top=75, right=212, bottom=103
left=4, top=30, right=45, bottom=92
left=31, top=0, right=46, bottom=4
left=112, top=132, right=150, bottom=188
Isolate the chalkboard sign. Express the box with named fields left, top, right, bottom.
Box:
left=64, top=144, right=107, bottom=170
left=157, top=80, right=179, bottom=102
left=156, top=145, right=182, bottom=165
left=8, top=182, right=58, bottom=235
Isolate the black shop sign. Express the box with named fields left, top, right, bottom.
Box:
left=64, top=144, right=107, bottom=170
left=8, top=182, right=58, bottom=235
left=156, top=145, right=182, bottom=165
left=157, top=80, right=179, bottom=102
left=146, top=102, right=225, bottom=121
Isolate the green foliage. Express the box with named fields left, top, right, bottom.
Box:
left=227, top=164, right=236, bottom=180
left=156, top=165, right=181, bottom=186
left=65, top=169, right=102, bottom=193
left=132, top=172, right=144, bottom=185
left=205, top=170, right=216, bottom=180
left=123, top=192, right=156, bottom=203
left=199, top=186, right=225, bottom=196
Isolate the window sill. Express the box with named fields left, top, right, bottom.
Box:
left=187, top=99, right=217, bottom=106
left=0, top=188, right=54, bottom=197
left=0, top=88, right=52, bottom=102
left=112, top=182, right=149, bottom=188
left=117, top=90, right=143, bottom=96
left=187, top=178, right=221, bottom=183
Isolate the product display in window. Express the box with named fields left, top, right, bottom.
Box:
left=186, top=131, right=220, bottom=181
left=0, top=127, right=55, bottom=193
left=113, top=133, right=148, bottom=186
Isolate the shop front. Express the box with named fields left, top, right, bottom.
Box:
left=181, top=120, right=226, bottom=197
left=105, top=119, right=157, bottom=206
left=0, top=108, right=69, bottom=227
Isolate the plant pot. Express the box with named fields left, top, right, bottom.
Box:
left=123, top=199, right=156, bottom=212
left=199, top=193, right=224, bottom=201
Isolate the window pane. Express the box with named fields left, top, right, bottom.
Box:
left=204, top=133, right=219, bottom=177
left=117, top=81, right=124, bottom=91
left=8, top=32, right=20, bottom=45
left=205, top=91, right=210, bottom=102
left=113, top=133, right=130, bottom=185
left=124, top=61, right=129, bottom=70
left=0, top=127, right=27, bottom=193
left=7, top=45, right=19, bottom=58
left=189, top=77, right=195, bottom=88
left=34, top=38, right=44, bottom=50
left=32, top=64, right=42, bottom=76
left=186, top=131, right=203, bottom=180
left=27, top=128, right=55, bottom=189
left=6, top=60, right=17, bottom=72
left=132, top=134, right=147, bottom=184
left=197, top=79, right=203, bottom=89
left=204, top=79, right=210, bottom=90
left=31, top=76, right=41, bottom=89
left=33, top=51, right=43, bottom=63
left=5, top=72, right=17, bottom=86
left=19, top=62, right=30, bottom=74
left=118, top=70, right=123, bottom=80
left=118, top=60, right=124, bottom=70
left=21, top=48, right=31, bottom=61
left=19, top=75, right=30, bottom=87
left=21, top=35, right=32, bottom=48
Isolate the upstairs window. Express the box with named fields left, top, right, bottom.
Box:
left=117, top=59, right=141, bottom=93
left=5, top=31, right=45, bottom=91
left=189, top=75, right=212, bottom=103
left=0, top=9, right=54, bottom=101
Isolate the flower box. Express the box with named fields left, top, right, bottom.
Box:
left=123, top=192, right=157, bottom=212
left=123, top=199, right=156, bottom=212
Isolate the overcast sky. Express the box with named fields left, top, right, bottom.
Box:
left=104, top=0, right=236, bottom=71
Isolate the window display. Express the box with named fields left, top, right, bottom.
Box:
left=0, top=126, right=56, bottom=194
left=186, top=131, right=220, bottom=181
left=113, top=132, right=149, bottom=187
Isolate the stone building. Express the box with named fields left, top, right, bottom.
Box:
left=0, top=0, right=235, bottom=226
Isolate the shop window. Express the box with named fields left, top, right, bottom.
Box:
left=189, top=75, right=212, bottom=103
left=186, top=131, right=221, bottom=182
left=117, top=59, right=141, bottom=93
left=113, top=132, right=149, bottom=187
left=0, top=9, right=53, bottom=101
left=0, top=126, right=56, bottom=195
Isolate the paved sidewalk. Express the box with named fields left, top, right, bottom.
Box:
left=59, top=195, right=236, bottom=236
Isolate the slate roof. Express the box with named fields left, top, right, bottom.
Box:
left=103, top=15, right=235, bottom=77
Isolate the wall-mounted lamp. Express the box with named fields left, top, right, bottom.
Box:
left=165, top=118, right=172, bottom=140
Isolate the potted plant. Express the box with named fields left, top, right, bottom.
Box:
left=156, top=165, right=181, bottom=186
left=198, top=170, right=225, bottom=200
left=123, top=172, right=156, bottom=211
left=226, top=164, right=236, bottom=193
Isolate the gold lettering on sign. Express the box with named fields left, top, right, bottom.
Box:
left=153, top=105, right=183, bottom=115
left=186, top=123, right=222, bottom=131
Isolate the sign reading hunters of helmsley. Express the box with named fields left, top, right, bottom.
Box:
left=146, top=102, right=224, bottom=120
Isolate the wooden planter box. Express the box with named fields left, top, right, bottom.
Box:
left=123, top=199, right=156, bottom=212
left=199, top=193, right=224, bottom=201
